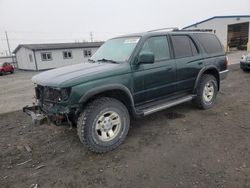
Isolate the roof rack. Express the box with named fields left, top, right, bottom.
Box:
left=147, top=27, right=179, bottom=32
left=178, top=29, right=213, bottom=32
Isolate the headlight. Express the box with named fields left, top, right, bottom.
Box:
left=44, top=87, right=71, bottom=102
left=58, top=88, right=71, bottom=102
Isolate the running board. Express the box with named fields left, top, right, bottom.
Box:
left=142, top=95, right=195, bottom=116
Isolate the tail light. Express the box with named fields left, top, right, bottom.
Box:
left=225, top=56, right=229, bottom=69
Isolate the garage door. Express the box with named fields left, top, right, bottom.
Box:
left=227, top=22, right=249, bottom=50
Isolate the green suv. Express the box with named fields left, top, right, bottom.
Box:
left=24, top=29, right=229, bottom=153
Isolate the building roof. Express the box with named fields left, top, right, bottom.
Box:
left=13, top=41, right=104, bottom=54
left=183, top=15, right=250, bottom=29
left=0, top=55, right=15, bottom=59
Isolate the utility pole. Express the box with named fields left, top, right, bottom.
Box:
left=5, top=31, right=15, bottom=67
left=90, top=32, right=93, bottom=42
left=5, top=31, right=11, bottom=56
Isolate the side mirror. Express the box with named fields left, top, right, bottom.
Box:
left=138, top=52, right=155, bottom=64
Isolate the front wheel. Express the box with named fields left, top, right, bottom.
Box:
left=193, top=74, right=218, bottom=109
left=77, top=97, right=130, bottom=153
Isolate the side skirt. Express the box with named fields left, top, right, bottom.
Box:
left=135, top=95, right=196, bottom=116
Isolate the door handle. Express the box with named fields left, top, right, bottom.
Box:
left=198, top=62, right=203, bottom=65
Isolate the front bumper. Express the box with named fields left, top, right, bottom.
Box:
left=219, top=70, right=229, bottom=80
left=240, top=61, right=250, bottom=70
left=23, top=103, right=76, bottom=126
left=23, top=105, right=47, bottom=125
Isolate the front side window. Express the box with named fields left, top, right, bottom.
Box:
left=140, top=36, right=170, bottom=61
left=171, top=35, right=199, bottom=58
left=63, top=51, right=72, bottom=59
left=41, top=52, right=52, bottom=61
left=91, top=37, right=140, bottom=62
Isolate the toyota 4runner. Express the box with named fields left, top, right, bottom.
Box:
left=24, top=29, right=229, bottom=153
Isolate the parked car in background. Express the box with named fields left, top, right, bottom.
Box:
left=240, top=53, right=250, bottom=71
left=0, top=62, right=14, bottom=75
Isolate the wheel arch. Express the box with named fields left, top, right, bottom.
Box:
left=79, top=84, right=135, bottom=115
left=193, top=66, right=220, bottom=93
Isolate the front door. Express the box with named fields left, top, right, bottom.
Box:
left=132, top=36, right=176, bottom=105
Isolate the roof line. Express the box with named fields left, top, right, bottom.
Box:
left=13, top=41, right=104, bottom=54
left=183, top=15, right=250, bottom=29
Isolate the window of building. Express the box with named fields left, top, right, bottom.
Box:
left=63, top=51, right=72, bottom=59
left=41, top=52, right=52, bottom=61
left=84, top=49, right=92, bottom=57
left=29, top=54, right=33, bottom=62
left=171, top=35, right=199, bottom=58
left=140, top=36, right=170, bottom=61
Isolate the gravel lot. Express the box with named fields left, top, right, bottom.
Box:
left=0, top=51, right=250, bottom=188
left=0, top=70, right=37, bottom=114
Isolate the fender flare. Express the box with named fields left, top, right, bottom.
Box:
left=193, top=65, right=220, bottom=93
left=79, top=84, right=135, bottom=106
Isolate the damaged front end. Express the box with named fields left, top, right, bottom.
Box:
left=23, top=105, right=47, bottom=126
left=23, top=85, right=75, bottom=126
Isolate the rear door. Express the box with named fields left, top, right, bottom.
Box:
left=170, top=34, right=203, bottom=92
left=132, top=35, right=176, bottom=104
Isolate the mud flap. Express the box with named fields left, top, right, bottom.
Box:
left=23, top=105, right=47, bottom=126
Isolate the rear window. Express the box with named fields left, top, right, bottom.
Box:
left=195, top=33, right=224, bottom=55
left=171, top=35, right=199, bottom=58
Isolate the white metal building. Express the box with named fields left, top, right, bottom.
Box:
left=13, top=42, right=103, bottom=70
left=183, top=15, right=250, bottom=51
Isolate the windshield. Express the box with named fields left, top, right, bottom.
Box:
left=90, top=37, right=140, bottom=62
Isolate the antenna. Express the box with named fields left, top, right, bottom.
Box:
left=147, top=27, right=179, bottom=32
left=90, top=32, right=93, bottom=42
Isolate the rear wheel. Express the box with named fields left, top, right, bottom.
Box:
left=193, top=74, right=218, bottom=109
left=77, top=97, right=130, bottom=153
left=0, top=71, right=3, bottom=76
left=10, top=69, right=14, bottom=74
left=242, top=68, right=249, bottom=72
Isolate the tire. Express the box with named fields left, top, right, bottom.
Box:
left=242, top=69, right=249, bottom=72
left=193, top=74, right=218, bottom=109
left=77, top=97, right=130, bottom=153
left=0, top=71, right=3, bottom=76
left=10, top=69, right=14, bottom=74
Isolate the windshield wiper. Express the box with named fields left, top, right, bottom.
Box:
left=97, top=58, right=118, bottom=64
left=88, top=59, right=96, bottom=63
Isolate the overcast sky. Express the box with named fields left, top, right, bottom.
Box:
left=0, top=0, right=249, bottom=56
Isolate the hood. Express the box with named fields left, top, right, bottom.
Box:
left=32, top=62, right=129, bottom=88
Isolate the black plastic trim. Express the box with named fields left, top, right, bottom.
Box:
left=193, top=65, right=220, bottom=93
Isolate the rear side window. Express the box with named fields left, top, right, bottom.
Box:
left=171, top=35, right=199, bottom=58
left=140, top=36, right=170, bottom=61
left=195, top=33, right=224, bottom=55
